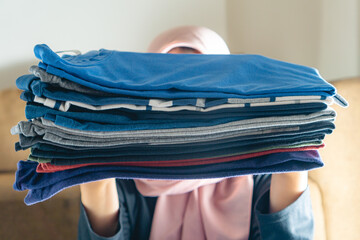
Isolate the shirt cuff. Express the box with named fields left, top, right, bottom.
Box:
left=255, top=186, right=314, bottom=239
left=78, top=202, right=130, bottom=240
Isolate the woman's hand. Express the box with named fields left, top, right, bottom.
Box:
left=269, top=171, right=308, bottom=213
left=80, top=178, right=120, bottom=237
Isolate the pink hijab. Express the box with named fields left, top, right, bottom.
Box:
left=147, top=25, right=230, bottom=54
left=134, top=26, right=253, bottom=240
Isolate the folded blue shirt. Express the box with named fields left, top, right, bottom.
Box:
left=26, top=102, right=257, bottom=128
left=16, top=74, right=338, bottom=112
left=16, top=75, right=232, bottom=108
left=31, top=107, right=334, bottom=133
left=34, top=44, right=347, bottom=105
left=14, top=150, right=323, bottom=205
left=21, top=91, right=328, bottom=121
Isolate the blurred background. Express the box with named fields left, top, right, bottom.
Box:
left=0, top=0, right=359, bottom=239
left=0, top=0, right=359, bottom=89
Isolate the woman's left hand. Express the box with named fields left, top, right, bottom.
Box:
left=269, top=171, right=308, bottom=213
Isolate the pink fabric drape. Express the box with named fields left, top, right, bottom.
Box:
left=135, top=177, right=254, bottom=240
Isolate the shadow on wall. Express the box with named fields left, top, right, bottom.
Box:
left=0, top=60, right=39, bottom=90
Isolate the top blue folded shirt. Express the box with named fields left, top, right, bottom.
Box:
left=35, top=44, right=338, bottom=100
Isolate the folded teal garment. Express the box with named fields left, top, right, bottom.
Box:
left=30, top=133, right=325, bottom=160
left=47, top=140, right=322, bottom=165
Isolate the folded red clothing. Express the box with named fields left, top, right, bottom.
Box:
left=36, top=144, right=324, bottom=173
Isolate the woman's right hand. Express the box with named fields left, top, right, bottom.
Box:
left=80, top=178, right=120, bottom=237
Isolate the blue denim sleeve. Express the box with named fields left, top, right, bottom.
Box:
left=254, top=181, right=314, bottom=240
left=77, top=202, right=131, bottom=240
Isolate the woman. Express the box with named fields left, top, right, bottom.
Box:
left=78, top=26, right=313, bottom=240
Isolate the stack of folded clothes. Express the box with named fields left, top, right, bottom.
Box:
left=11, top=44, right=347, bottom=205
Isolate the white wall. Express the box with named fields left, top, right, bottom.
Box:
left=1, top=0, right=358, bottom=90
left=0, top=0, right=227, bottom=89
left=226, top=0, right=322, bottom=67
left=227, top=0, right=360, bottom=81
left=317, top=0, right=359, bottom=81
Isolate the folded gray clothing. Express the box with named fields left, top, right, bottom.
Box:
left=17, top=110, right=335, bottom=148
left=17, top=125, right=333, bottom=151
left=13, top=108, right=336, bottom=140
left=18, top=125, right=302, bottom=148
left=15, top=119, right=324, bottom=146
left=14, top=121, right=330, bottom=147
